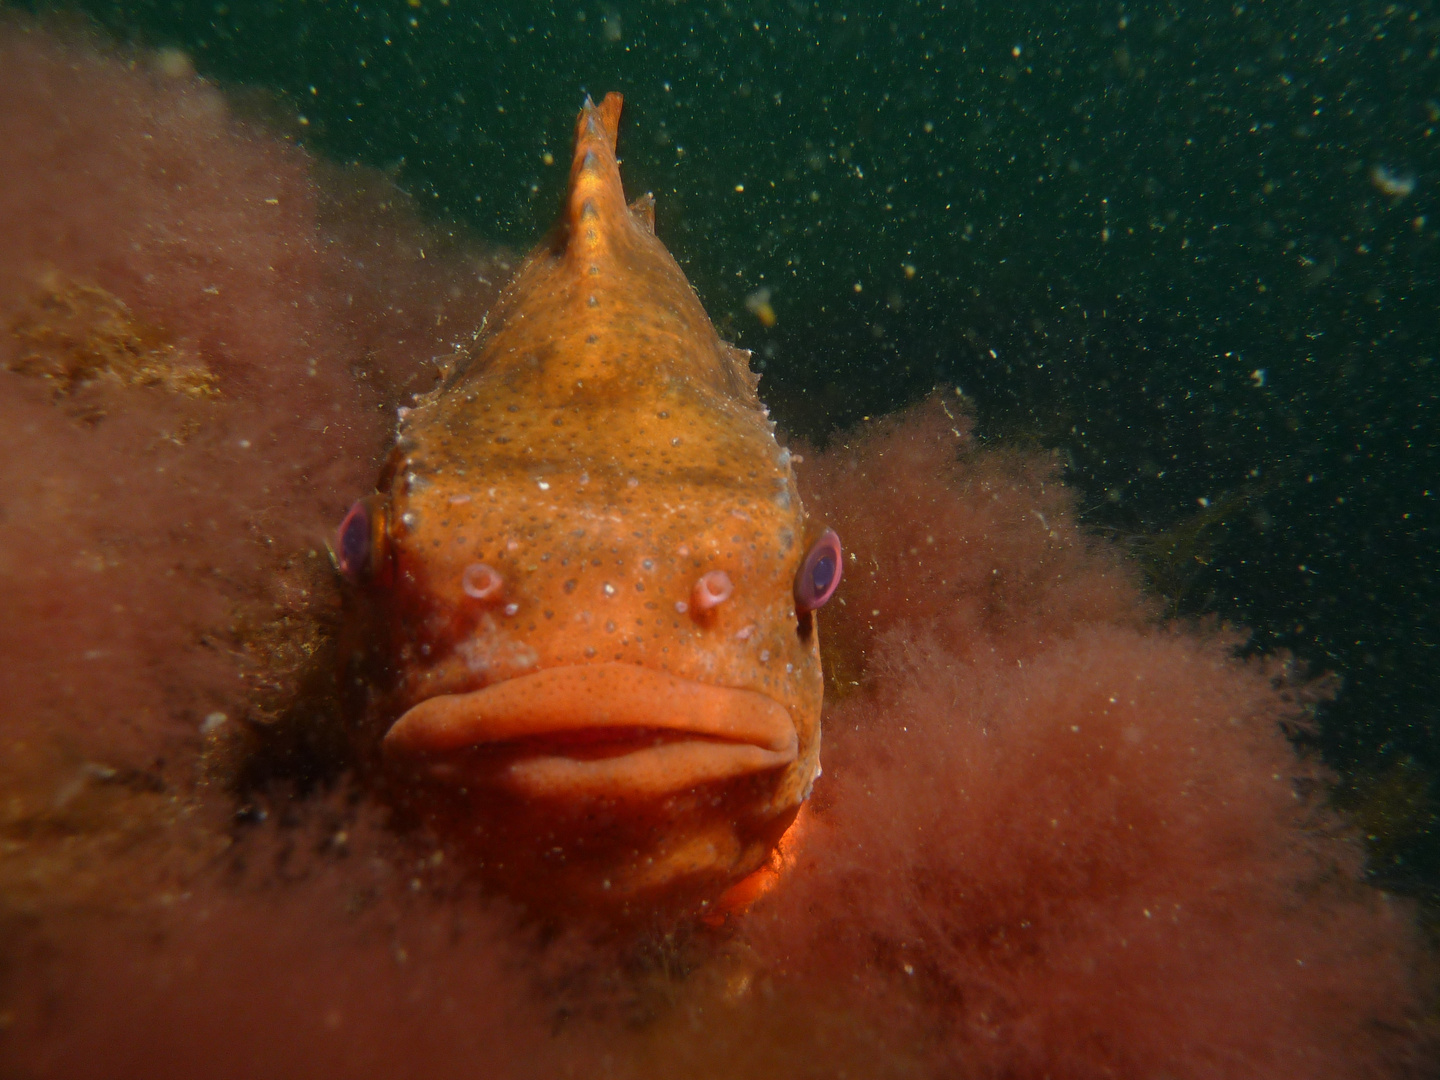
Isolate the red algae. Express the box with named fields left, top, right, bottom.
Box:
left=0, top=24, right=1432, bottom=1080
left=739, top=396, right=1432, bottom=1079
left=2, top=814, right=554, bottom=1080
left=0, top=22, right=502, bottom=784
left=0, top=21, right=503, bottom=932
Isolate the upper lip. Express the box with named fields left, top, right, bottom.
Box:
left=382, top=662, right=797, bottom=798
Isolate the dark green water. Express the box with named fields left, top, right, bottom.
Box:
left=16, top=0, right=1440, bottom=901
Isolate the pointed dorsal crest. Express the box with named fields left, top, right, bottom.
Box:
left=565, top=93, right=630, bottom=256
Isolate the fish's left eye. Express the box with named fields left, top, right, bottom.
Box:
left=794, top=529, right=842, bottom=613
left=336, top=495, right=388, bottom=582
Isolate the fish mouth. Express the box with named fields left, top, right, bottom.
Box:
left=382, top=662, right=798, bottom=800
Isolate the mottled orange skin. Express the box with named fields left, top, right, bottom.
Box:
left=355, top=95, right=824, bottom=909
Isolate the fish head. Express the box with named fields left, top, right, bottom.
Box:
left=337, top=94, right=841, bottom=910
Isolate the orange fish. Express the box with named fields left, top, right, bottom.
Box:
left=337, top=94, right=841, bottom=911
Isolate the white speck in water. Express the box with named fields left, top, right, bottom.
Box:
left=1371, top=163, right=1416, bottom=200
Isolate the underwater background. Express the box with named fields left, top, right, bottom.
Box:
left=21, top=0, right=1431, bottom=909
left=0, top=2, right=1434, bottom=1077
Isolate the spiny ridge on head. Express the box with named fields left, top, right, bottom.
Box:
left=565, top=92, right=629, bottom=255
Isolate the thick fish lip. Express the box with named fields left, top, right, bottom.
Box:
left=382, top=662, right=798, bottom=799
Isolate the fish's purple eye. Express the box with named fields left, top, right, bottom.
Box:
left=794, top=529, right=842, bottom=613
left=337, top=500, right=373, bottom=581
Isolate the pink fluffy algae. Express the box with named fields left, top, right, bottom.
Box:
left=0, top=24, right=1431, bottom=1080
left=0, top=21, right=502, bottom=778
left=746, top=400, right=1431, bottom=1077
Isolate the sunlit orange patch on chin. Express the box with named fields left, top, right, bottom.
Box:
left=708, top=802, right=810, bottom=921
left=383, top=663, right=798, bottom=800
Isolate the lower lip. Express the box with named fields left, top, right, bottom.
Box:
left=416, top=733, right=796, bottom=800
left=497, top=736, right=796, bottom=799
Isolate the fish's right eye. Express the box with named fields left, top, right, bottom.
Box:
left=337, top=495, right=388, bottom=583
left=794, top=529, right=843, bottom=613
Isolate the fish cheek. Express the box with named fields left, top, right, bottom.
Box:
left=382, top=530, right=492, bottom=673
left=784, top=610, right=826, bottom=796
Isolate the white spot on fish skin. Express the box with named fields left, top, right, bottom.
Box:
left=626, top=477, right=640, bottom=488
left=603, top=582, right=617, bottom=597
left=537, top=479, right=551, bottom=490
left=201, top=712, right=228, bottom=734
left=735, top=625, right=755, bottom=641
left=449, top=493, right=472, bottom=505
left=504, top=602, right=520, bottom=616
left=674, top=600, right=689, bottom=613
left=401, top=511, right=418, bottom=528
left=579, top=472, right=590, bottom=486
left=759, top=649, right=770, bottom=662
left=461, top=563, right=504, bottom=601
